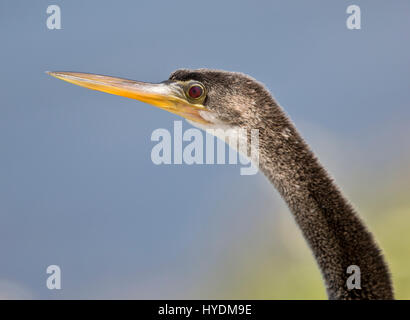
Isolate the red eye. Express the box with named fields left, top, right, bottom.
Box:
left=188, top=85, right=203, bottom=99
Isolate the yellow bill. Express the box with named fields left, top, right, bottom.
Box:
left=47, top=71, right=210, bottom=124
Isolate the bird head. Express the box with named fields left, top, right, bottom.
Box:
left=47, top=69, right=279, bottom=131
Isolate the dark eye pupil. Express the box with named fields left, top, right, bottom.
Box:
left=188, top=85, right=203, bottom=98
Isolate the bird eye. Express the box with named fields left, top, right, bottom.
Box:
left=187, top=84, right=204, bottom=99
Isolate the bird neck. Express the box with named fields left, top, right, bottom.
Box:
left=254, top=108, right=393, bottom=299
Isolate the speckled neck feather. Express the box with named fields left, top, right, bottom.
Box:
left=255, top=100, right=394, bottom=299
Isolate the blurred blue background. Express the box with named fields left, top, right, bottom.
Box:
left=0, top=0, right=409, bottom=299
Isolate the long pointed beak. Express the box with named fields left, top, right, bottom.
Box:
left=47, top=71, right=209, bottom=124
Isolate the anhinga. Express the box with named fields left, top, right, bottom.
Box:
left=48, top=69, right=394, bottom=299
